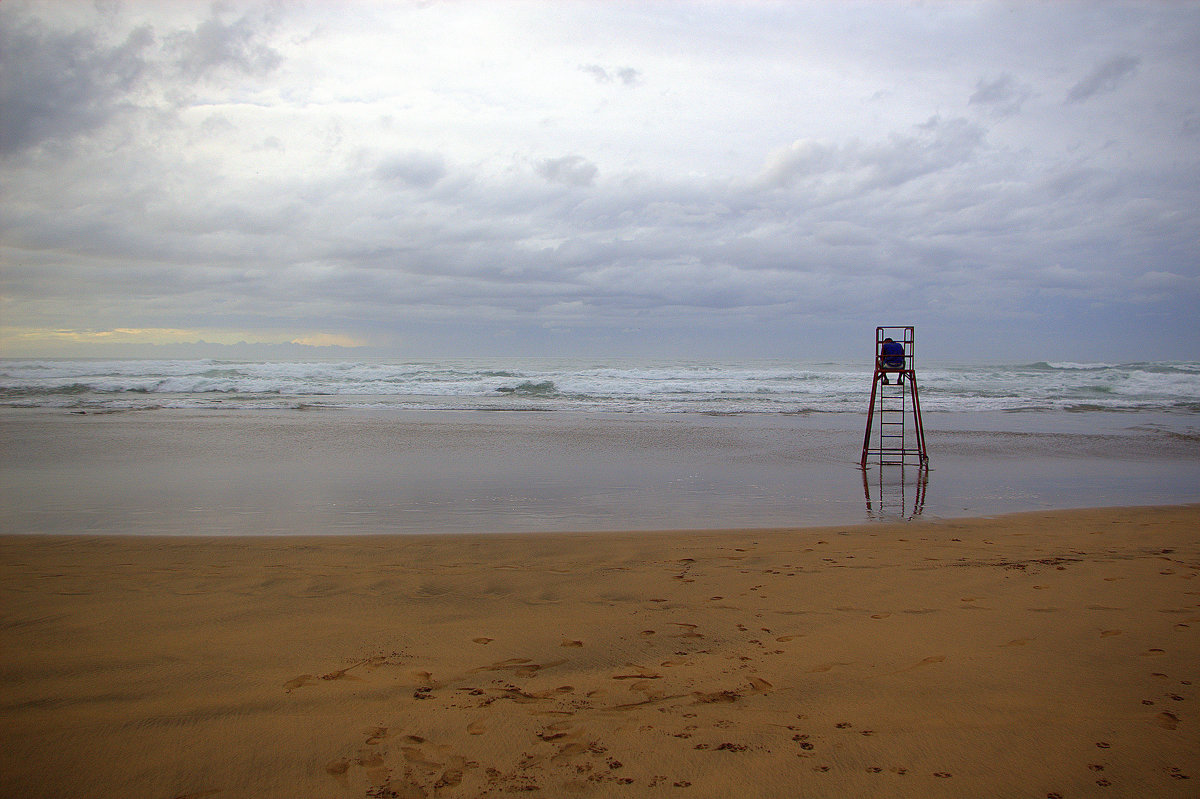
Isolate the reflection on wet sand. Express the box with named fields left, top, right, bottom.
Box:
left=862, top=463, right=929, bottom=520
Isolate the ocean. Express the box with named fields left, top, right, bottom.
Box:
left=2, top=357, right=1198, bottom=534
left=2, top=357, right=1199, bottom=416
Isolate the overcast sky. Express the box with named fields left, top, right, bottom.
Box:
left=2, top=0, right=1198, bottom=361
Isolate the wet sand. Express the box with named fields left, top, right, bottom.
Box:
left=4, top=407, right=1200, bottom=534
left=2, top=505, right=1198, bottom=798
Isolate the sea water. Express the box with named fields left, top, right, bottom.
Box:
left=1, top=358, right=1198, bottom=534
left=3, top=357, right=1199, bottom=416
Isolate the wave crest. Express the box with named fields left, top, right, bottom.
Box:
left=495, top=380, right=559, bottom=397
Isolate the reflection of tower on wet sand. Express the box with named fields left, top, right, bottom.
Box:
left=862, top=462, right=928, bottom=520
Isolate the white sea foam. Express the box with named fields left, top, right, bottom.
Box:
left=1, top=358, right=1198, bottom=415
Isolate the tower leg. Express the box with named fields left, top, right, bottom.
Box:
left=860, top=370, right=881, bottom=468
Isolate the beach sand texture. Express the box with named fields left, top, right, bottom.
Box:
left=1, top=505, right=1198, bottom=798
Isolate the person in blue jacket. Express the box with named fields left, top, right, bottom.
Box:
left=879, top=337, right=905, bottom=385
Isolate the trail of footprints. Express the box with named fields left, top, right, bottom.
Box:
left=291, top=626, right=962, bottom=796
left=289, top=552, right=1198, bottom=796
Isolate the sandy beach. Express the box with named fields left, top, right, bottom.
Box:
left=2, top=504, right=1197, bottom=798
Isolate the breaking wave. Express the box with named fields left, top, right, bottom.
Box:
left=1, top=358, right=1197, bottom=415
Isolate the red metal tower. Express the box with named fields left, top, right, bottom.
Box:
left=861, top=326, right=929, bottom=468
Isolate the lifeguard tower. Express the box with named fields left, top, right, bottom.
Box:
left=860, top=326, right=928, bottom=468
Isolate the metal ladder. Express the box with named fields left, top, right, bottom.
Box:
left=861, top=326, right=929, bottom=468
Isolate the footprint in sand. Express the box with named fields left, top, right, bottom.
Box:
left=670, top=623, right=705, bottom=639
left=284, top=674, right=315, bottom=693
left=1101, top=630, right=1122, bottom=637
left=560, top=640, right=584, bottom=647
left=613, top=668, right=662, bottom=680
left=411, top=670, right=442, bottom=688
left=320, top=658, right=376, bottom=681
left=1157, top=711, right=1180, bottom=730
left=401, top=744, right=443, bottom=769
left=436, top=769, right=464, bottom=790
left=807, top=662, right=852, bottom=673
left=473, top=637, right=494, bottom=645
left=536, top=721, right=579, bottom=742
left=467, top=720, right=486, bottom=735
left=472, top=658, right=567, bottom=677
left=693, top=690, right=742, bottom=704
left=355, top=749, right=385, bottom=769
left=1001, top=639, right=1031, bottom=647
left=888, top=655, right=945, bottom=675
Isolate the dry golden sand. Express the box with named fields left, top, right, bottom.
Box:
left=1, top=505, right=1198, bottom=799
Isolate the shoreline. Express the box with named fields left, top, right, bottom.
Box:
left=3, top=504, right=1197, bottom=798
left=3, top=500, right=1198, bottom=541
left=4, top=406, right=1200, bottom=535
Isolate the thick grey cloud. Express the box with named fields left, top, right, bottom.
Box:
left=375, top=151, right=447, bottom=188
left=579, top=64, right=642, bottom=86
left=1, top=1, right=1198, bottom=360
left=0, top=3, right=280, bottom=156
left=536, top=155, right=598, bottom=187
left=1065, top=54, right=1140, bottom=104
left=0, top=18, right=153, bottom=154
left=167, top=9, right=281, bottom=80
left=968, top=73, right=1032, bottom=117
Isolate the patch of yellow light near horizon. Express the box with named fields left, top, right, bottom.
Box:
left=2, top=326, right=268, bottom=344
left=1, top=326, right=365, bottom=350
left=290, top=333, right=365, bottom=348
